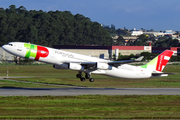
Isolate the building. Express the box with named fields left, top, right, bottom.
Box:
left=53, top=45, right=152, bottom=59
left=152, top=47, right=180, bottom=56
left=0, top=47, right=14, bottom=62
left=131, top=30, right=143, bottom=36
left=112, top=46, right=151, bottom=56
left=131, top=29, right=176, bottom=37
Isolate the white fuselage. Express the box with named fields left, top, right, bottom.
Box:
left=103, top=64, right=151, bottom=79
left=2, top=42, right=152, bottom=79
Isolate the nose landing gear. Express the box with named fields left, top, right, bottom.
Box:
left=76, top=72, right=94, bottom=82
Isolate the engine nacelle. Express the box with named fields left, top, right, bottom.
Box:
left=68, top=63, right=84, bottom=71
left=96, top=63, right=112, bottom=70
left=53, top=64, right=68, bottom=69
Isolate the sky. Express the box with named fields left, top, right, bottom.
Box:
left=1, top=0, right=180, bottom=31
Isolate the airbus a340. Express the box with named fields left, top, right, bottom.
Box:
left=2, top=42, right=174, bottom=82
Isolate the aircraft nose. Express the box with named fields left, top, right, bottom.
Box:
left=2, top=44, right=8, bottom=50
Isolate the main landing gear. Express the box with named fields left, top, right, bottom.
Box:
left=76, top=72, right=94, bottom=82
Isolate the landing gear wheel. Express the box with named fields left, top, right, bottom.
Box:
left=89, top=78, right=94, bottom=82
left=85, top=73, right=91, bottom=79
left=80, top=77, right=85, bottom=82
left=76, top=74, right=82, bottom=78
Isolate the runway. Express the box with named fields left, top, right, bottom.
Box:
left=0, top=77, right=180, bottom=96
left=0, top=87, right=180, bottom=96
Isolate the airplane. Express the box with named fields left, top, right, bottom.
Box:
left=2, top=42, right=174, bottom=82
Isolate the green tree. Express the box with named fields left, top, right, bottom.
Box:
left=0, top=5, right=113, bottom=47
left=116, top=35, right=124, bottom=45
left=140, top=52, right=151, bottom=61
left=134, top=34, right=149, bottom=46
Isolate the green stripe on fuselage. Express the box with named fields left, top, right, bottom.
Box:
left=24, top=43, right=37, bottom=58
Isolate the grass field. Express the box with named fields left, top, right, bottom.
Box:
left=0, top=95, right=180, bottom=119
left=0, top=64, right=180, bottom=88
left=0, top=64, right=180, bottom=119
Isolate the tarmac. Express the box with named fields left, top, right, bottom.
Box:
left=0, top=76, right=180, bottom=96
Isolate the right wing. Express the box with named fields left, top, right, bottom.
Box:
left=66, top=56, right=144, bottom=70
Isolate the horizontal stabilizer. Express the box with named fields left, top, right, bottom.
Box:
left=152, top=72, right=177, bottom=77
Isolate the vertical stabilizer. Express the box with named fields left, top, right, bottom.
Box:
left=141, top=50, right=173, bottom=72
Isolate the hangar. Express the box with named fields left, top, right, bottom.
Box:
left=53, top=45, right=152, bottom=59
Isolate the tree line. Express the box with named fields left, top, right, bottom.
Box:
left=104, top=25, right=180, bottom=47
left=0, top=5, right=113, bottom=47
left=1, top=5, right=180, bottom=48
left=126, top=34, right=180, bottom=47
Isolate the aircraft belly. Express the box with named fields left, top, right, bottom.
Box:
left=91, top=70, right=106, bottom=74
left=105, top=67, right=151, bottom=79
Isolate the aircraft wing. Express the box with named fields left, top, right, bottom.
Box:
left=66, top=56, right=144, bottom=69
left=107, top=56, right=144, bottom=67
left=108, top=56, right=144, bottom=64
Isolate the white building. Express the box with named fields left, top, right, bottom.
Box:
left=131, top=30, right=143, bottom=36
left=132, top=29, right=176, bottom=37
left=164, top=30, right=176, bottom=35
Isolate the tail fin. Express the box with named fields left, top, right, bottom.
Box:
left=141, top=50, right=173, bottom=72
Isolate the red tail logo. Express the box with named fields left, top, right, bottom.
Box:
left=156, top=50, right=173, bottom=72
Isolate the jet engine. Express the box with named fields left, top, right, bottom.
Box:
left=53, top=64, right=68, bottom=69
left=96, top=62, right=112, bottom=70
left=68, top=63, right=84, bottom=71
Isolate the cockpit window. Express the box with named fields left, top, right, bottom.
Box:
left=8, top=44, right=13, bottom=46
